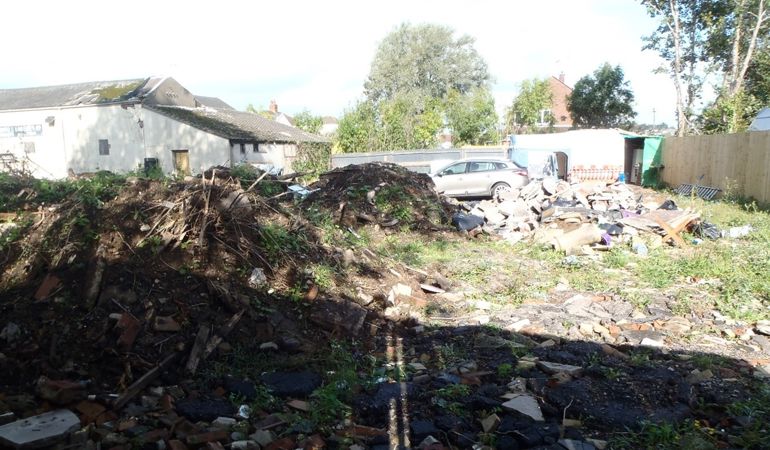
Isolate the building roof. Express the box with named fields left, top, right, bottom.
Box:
left=549, top=75, right=573, bottom=91
left=194, top=96, right=235, bottom=110
left=148, top=105, right=330, bottom=144
left=322, top=116, right=338, bottom=125
left=0, top=78, right=162, bottom=110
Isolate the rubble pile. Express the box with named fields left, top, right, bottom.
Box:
left=460, top=179, right=705, bottom=254
left=0, top=165, right=767, bottom=450
left=0, top=170, right=397, bottom=450
left=305, top=163, right=453, bottom=230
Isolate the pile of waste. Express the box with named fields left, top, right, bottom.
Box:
left=0, top=169, right=401, bottom=449
left=452, top=179, right=745, bottom=255
left=304, top=163, right=453, bottom=230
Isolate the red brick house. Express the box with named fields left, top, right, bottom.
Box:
left=546, top=73, right=573, bottom=130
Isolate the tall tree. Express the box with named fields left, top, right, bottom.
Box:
left=293, top=110, right=324, bottom=134
left=336, top=23, right=497, bottom=151
left=505, top=78, right=553, bottom=134
left=364, top=23, right=491, bottom=103
left=642, top=0, right=768, bottom=135
left=641, top=0, right=716, bottom=136
left=445, top=87, right=499, bottom=145
left=336, top=101, right=379, bottom=153
left=567, top=63, right=637, bottom=129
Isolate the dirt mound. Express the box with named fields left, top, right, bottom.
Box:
left=0, top=171, right=395, bottom=407
left=305, top=162, right=454, bottom=230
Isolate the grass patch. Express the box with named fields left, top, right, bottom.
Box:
left=258, top=223, right=307, bottom=262
left=603, top=247, right=630, bottom=268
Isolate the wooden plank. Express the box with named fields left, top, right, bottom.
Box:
left=753, top=132, right=770, bottom=203
left=652, top=216, right=687, bottom=247
left=114, top=352, right=179, bottom=409
left=185, top=325, right=210, bottom=375
left=744, top=132, right=766, bottom=201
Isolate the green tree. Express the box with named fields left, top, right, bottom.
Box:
left=245, top=103, right=274, bottom=120
left=745, top=47, right=770, bottom=105
left=293, top=110, right=324, bottom=134
left=335, top=94, right=443, bottom=152
left=364, top=23, right=491, bottom=102
left=336, top=23, right=496, bottom=151
left=336, top=101, right=379, bottom=153
left=567, top=63, right=637, bottom=129
left=445, top=87, right=499, bottom=145
left=505, top=78, right=553, bottom=134
left=641, top=0, right=768, bottom=135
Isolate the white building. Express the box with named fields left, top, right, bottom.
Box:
left=0, top=77, right=328, bottom=179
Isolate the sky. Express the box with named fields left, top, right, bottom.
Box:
left=1, top=0, right=678, bottom=126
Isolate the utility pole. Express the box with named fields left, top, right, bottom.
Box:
left=652, top=108, right=657, bottom=126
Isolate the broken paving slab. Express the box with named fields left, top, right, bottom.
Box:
left=501, top=394, right=544, bottom=421
left=0, top=409, right=80, bottom=449
left=536, top=361, right=583, bottom=376
left=309, top=298, right=367, bottom=335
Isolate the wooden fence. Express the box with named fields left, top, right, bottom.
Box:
left=661, top=131, right=770, bottom=203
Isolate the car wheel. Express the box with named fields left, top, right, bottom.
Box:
left=492, top=182, right=511, bottom=200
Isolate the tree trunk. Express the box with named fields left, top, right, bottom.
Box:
left=671, top=0, right=688, bottom=136
left=727, top=0, right=767, bottom=132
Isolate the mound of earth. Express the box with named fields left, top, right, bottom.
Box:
left=305, top=162, right=454, bottom=230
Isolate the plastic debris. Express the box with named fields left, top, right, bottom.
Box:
left=632, top=242, right=648, bottom=256
left=248, top=268, right=267, bottom=288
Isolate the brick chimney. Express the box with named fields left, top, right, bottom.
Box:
left=269, top=100, right=278, bottom=113
left=558, top=72, right=565, bottom=83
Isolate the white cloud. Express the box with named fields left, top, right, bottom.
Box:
left=1, top=0, right=680, bottom=124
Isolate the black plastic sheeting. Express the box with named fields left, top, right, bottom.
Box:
left=451, top=213, right=485, bottom=231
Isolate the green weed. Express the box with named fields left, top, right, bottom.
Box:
left=604, top=248, right=630, bottom=268
left=497, top=363, right=513, bottom=379
left=258, top=223, right=307, bottom=262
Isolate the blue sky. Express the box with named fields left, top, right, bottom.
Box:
left=1, top=0, right=682, bottom=125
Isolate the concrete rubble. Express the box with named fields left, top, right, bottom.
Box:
left=456, top=179, right=708, bottom=254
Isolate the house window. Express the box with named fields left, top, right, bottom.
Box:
left=99, top=139, right=110, bottom=155
left=538, top=109, right=553, bottom=126
left=240, top=143, right=246, bottom=155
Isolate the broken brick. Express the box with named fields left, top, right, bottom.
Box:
left=140, top=428, right=170, bottom=444
left=116, top=313, right=141, bottom=352
left=34, top=274, right=61, bottom=301
left=36, top=378, right=86, bottom=405
left=186, top=430, right=229, bottom=446
left=266, top=437, right=296, bottom=450
left=160, top=393, right=174, bottom=411
left=168, top=440, right=189, bottom=450
left=303, top=434, right=325, bottom=450
left=116, top=418, right=138, bottom=432
left=74, top=400, right=106, bottom=425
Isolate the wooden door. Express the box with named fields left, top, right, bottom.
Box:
left=172, top=150, right=190, bottom=176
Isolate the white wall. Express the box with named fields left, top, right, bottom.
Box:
left=232, top=142, right=297, bottom=172
left=0, top=109, right=69, bottom=178
left=512, top=129, right=626, bottom=168
left=0, top=104, right=232, bottom=179
left=142, top=108, right=231, bottom=174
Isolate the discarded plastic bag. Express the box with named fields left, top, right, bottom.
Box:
left=658, top=199, right=678, bottom=210
left=451, top=213, right=484, bottom=232
left=722, top=225, right=752, bottom=239
left=249, top=268, right=267, bottom=288
left=693, top=221, right=720, bottom=240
